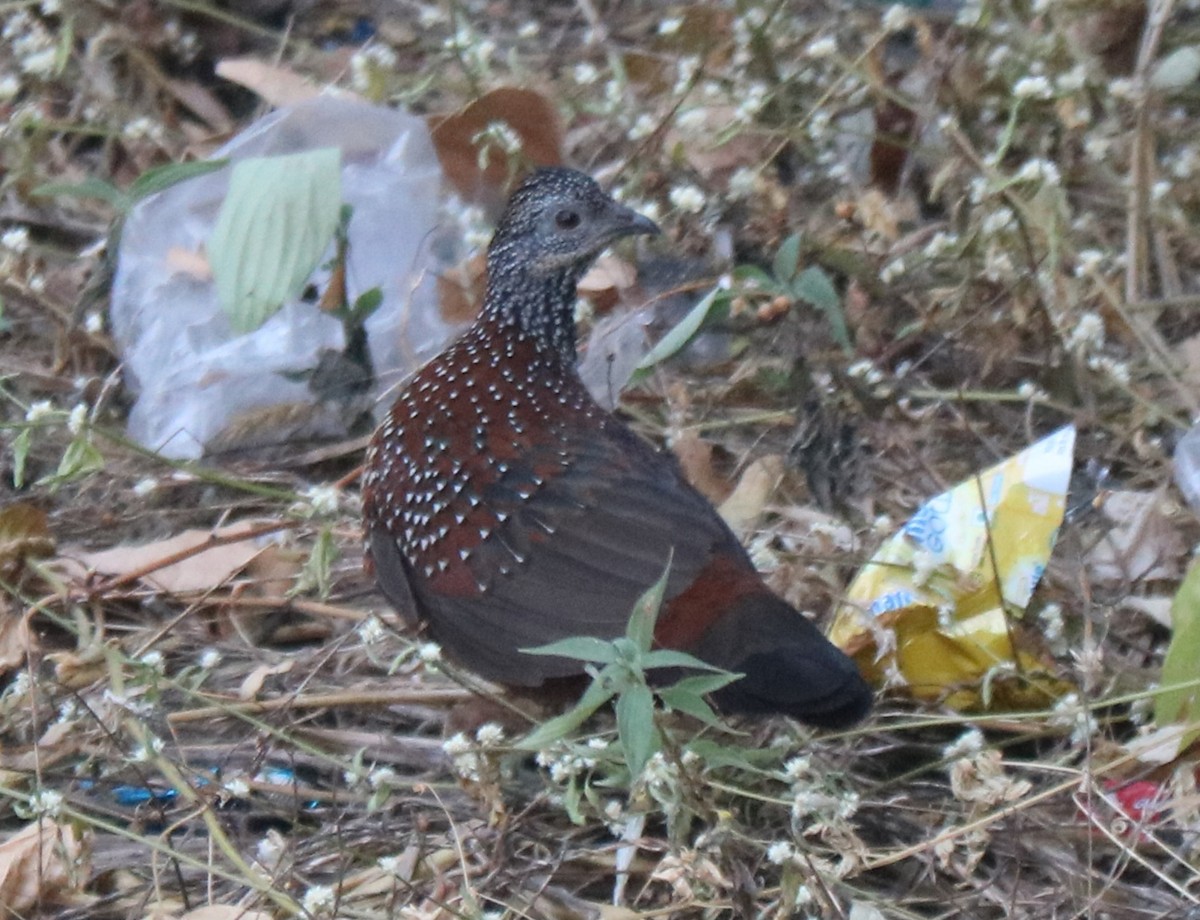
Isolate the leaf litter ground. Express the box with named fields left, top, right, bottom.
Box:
left=2, top=0, right=1199, bottom=917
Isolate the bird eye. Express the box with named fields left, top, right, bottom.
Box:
left=554, top=208, right=582, bottom=230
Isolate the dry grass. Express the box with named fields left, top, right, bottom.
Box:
left=2, top=0, right=1200, bottom=917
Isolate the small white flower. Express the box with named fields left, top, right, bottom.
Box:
left=783, top=756, right=812, bottom=781
left=675, top=107, right=708, bottom=134
left=24, top=399, right=54, bottom=422
left=224, top=777, right=250, bottom=797
left=369, top=766, right=397, bottom=789
left=668, top=183, right=705, bottom=214
left=1014, top=158, right=1061, bottom=186
left=301, top=884, right=336, bottom=914
left=29, top=789, right=63, bottom=818
left=943, top=727, right=985, bottom=759
left=475, top=722, right=505, bottom=746
left=1057, top=63, right=1088, bottom=92
left=2, top=226, right=29, bottom=253
left=728, top=167, right=758, bottom=199
left=628, top=113, right=657, bottom=140
left=1074, top=249, right=1104, bottom=277
left=300, top=484, right=339, bottom=516
left=357, top=615, right=385, bottom=645
left=766, top=840, right=796, bottom=865
left=198, top=647, right=222, bottom=669
left=881, top=4, right=911, bottom=31
left=66, top=403, right=87, bottom=436
left=20, top=47, right=57, bottom=77
left=1065, top=311, right=1105, bottom=353
left=1151, top=179, right=1172, bottom=201
left=923, top=231, right=959, bottom=259
left=83, top=311, right=103, bottom=334
left=417, top=641, right=442, bottom=663
left=256, top=833, right=284, bottom=864
left=1016, top=380, right=1046, bottom=400
left=879, top=258, right=906, bottom=283
left=981, top=206, right=1015, bottom=236
left=138, top=650, right=164, bottom=672
left=124, top=116, right=164, bottom=142
left=1109, top=77, right=1138, bottom=100
left=573, top=61, right=600, bottom=85
left=806, top=36, right=838, bottom=59
left=658, top=16, right=683, bottom=35
left=131, top=735, right=165, bottom=762
left=132, top=478, right=158, bottom=497
left=1013, top=75, right=1052, bottom=99
left=517, top=21, right=540, bottom=39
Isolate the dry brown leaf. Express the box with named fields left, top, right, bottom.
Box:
left=0, top=596, right=33, bottom=674
left=215, top=57, right=324, bottom=107
left=856, top=189, right=900, bottom=241
left=1087, top=489, right=1186, bottom=586
left=239, top=659, right=294, bottom=700
left=436, top=252, right=487, bottom=325
left=0, top=819, right=89, bottom=913
left=671, top=431, right=733, bottom=504
left=578, top=254, right=636, bottom=293
left=163, top=78, right=234, bottom=134
left=430, top=87, right=563, bottom=205
left=718, top=455, right=785, bottom=535
left=176, top=905, right=274, bottom=920
left=0, top=502, right=53, bottom=579
left=64, top=521, right=273, bottom=594
left=165, top=245, right=212, bottom=281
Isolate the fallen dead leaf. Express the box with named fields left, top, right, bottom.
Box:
left=0, top=819, right=90, bottom=914
left=215, top=57, right=325, bottom=107
left=165, top=245, right=212, bottom=281
left=430, top=87, right=563, bottom=205
left=0, top=502, right=54, bottom=580
left=61, top=520, right=276, bottom=594
left=176, top=905, right=274, bottom=920
left=671, top=431, right=733, bottom=504
left=718, top=455, right=785, bottom=535
left=1087, top=489, right=1186, bottom=586
left=239, top=659, right=295, bottom=700
left=0, top=595, right=34, bottom=674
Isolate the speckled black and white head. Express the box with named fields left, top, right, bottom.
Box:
left=489, top=167, right=660, bottom=277
left=481, top=168, right=659, bottom=363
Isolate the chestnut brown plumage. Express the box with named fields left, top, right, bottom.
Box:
left=363, top=167, right=871, bottom=728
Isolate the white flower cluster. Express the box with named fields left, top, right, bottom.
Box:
left=350, top=43, right=397, bottom=93
left=535, top=737, right=610, bottom=783
left=4, top=12, right=57, bottom=77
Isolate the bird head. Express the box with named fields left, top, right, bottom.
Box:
left=488, top=167, right=660, bottom=279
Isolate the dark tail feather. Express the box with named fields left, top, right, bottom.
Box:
left=694, top=594, right=872, bottom=729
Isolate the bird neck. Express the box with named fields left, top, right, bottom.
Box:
left=479, top=252, right=582, bottom=367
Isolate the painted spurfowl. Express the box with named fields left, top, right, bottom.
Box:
left=363, top=167, right=871, bottom=728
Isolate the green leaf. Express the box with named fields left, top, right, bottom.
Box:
left=43, top=436, right=104, bottom=486
left=1153, top=558, right=1200, bottom=753
left=627, top=555, right=672, bottom=653
left=33, top=176, right=129, bottom=210
left=640, top=649, right=727, bottom=672
left=521, top=636, right=619, bottom=664
left=519, top=675, right=616, bottom=751
left=662, top=670, right=744, bottom=696
left=293, top=525, right=338, bottom=600
left=732, top=264, right=777, bottom=289
left=772, top=232, right=801, bottom=284
left=349, top=286, right=384, bottom=323
left=209, top=148, right=343, bottom=334
left=793, top=265, right=852, bottom=353
left=11, top=428, right=31, bottom=489
left=634, top=286, right=722, bottom=372
left=129, top=158, right=230, bottom=202
left=616, top=682, right=657, bottom=777
left=657, top=685, right=725, bottom=727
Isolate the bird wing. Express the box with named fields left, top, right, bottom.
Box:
left=369, top=418, right=750, bottom=686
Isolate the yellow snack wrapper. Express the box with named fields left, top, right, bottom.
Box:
left=829, top=425, right=1077, bottom=710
